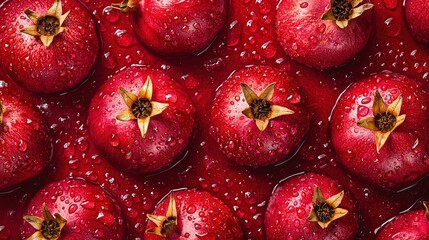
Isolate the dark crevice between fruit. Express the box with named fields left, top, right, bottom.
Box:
left=23, top=203, right=67, bottom=240
left=374, top=112, right=396, bottom=133
left=131, top=98, right=153, bottom=119
left=250, top=99, right=272, bottom=121
left=331, top=0, right=353, bottom=21
left=36, top=16, right=60, bottom=36
left=307, top=187, right=348, bottom=229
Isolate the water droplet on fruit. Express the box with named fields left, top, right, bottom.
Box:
left=227, top=20, right=242, bottom=47
left=110, top=134, right=120, bottom=147
left=187, top=205, right=196, bottom=214
left=204, top=58, right=224, bottom=71
left=103, top=6, right=121, bottom=23
left=81, top=200, right=96, bottom=209
left=261, top=41, right=277, bottom=58
left=68, top=204, right=78, bottom=214
left=94, top=229, right=104, bottom=238
left=258, top=0, right=271, bottom=14
left=300, top=2, right=308, bottom=8
left=102, top=52, right=118, bottom=70
left=383, top=17, right=401, bottom=37
left=165, top=93, right=177, bottom=103
left=17, top=140, right=27, bottom=152
left=357, top=105, right=369, bottom=117
left=97, top=211, right=116, bottom=226
left=114, top=29, right=135, bottom=47
left=382, top=0, right=397, bottom=10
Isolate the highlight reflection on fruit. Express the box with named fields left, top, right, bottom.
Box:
left=0, top=0, right=428, bottom=239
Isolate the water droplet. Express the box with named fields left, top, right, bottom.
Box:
left=102, top=52, right=117, bottom=70
left=94, top=229, right=104, bottom=238
left=357, top=105, right=369, bottom=117
left=204, top=58, right=224, bottom=71
left=227, top=20, right=242, bottom=47
left=300, top=2, right=308, bottom=8
left=110, top=134, right=119, bottom=147
left=261, top=41, right=277, bottom=58
left=97, top=211, right=116, bottom=226
left=382, top=0, right=397, bottom=10
left=296, top=208, right=306, bottom=218
left=114, top=29, right=135, bottom=47
left=18, top=140, right=27, bottom=152
left=383, top=17, right=401, bottom=37
left=103, top=6, right=121, bottom=23
left=165, top=93, right=178, bottom=103
left=68, top=204, right=78, bottom=214
left=186, top=205, right=196, bottom=214
left=81, top=201, right=96, bottom=209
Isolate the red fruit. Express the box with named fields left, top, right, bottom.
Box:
left=330, top=73, right=429, bottom=190
left=376, top=201, right=429, bottom=239
left=144, top=189, right=243, bottom=239
left=20, top=179, right=125, bottom=239
left=88, top=66, right=195, bottom=174
left=276, top=0, right=373, bottom=69
left=112, top=0, right=227, bottom=55
left=265, top=173, right=360, bottom=239
left=405, top=0, right=429, bottom=44
left=210, top=65, right=310, bottom=166
left=0, top=0, right=100, bottom=94
left=0, top=90, right=51, bottom=190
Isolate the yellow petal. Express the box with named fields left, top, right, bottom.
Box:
left=331, top=207, right=348, bottom=222
left=40, top=35, right=55, bottom=48
left=307, top=209, right=318, bottom=222
left=116, top=109, right=136, bottom=121
left=118, top=87, right=138, bottom=108
left=47, top=0, right=62, bottom=16
left=373, top=91, right=388, bottom=115
left=321, top=9, right=336, bottom=21
left=54, top=213, right=67, bottom=230
left=255, top=119, right=269, bottom=131
left=317, top=221, right=329, bottom=229
left=42, top=203, right=55, bottom=221
left=24, top=8, right=41, bottom=24
left=21, top=26, right=40, bottom=37
left=146, top=213, right=166, bottom=227
left=22, top=216, right=43, bottom=230
left=325, top=190, right=344, bottom=208
left=375, top=131, right=391, bottom=153
left=59, top=11, right=70, bottom=26
left=240, top=83, right=259, bottom=106
left=137, top=117, right=150, bottom=138
left=111, top=0, right=134, bottom=12
left=390, top=114, right=406, bottom=132
left=150, top=101, right=169, bottom=117
left=166, top=194, right=177, bottom=219
left=350, top=3, right=374, bottom=19
left=26, top=231, right=47, bottom=240
left=242, top=107, right=253, bottom=119
left=387, top=95, right=403, bottom=116
left=336, top=20, right=348, bottom=28
left=351, top=0, right=363, bottom=7
left=138, top=76, right=153, bottom=100
left=145, top=226, right=164, bottom=237
left=259, top=82, right=276, bottom=101
left=357, top=117, right=378, bottom=131
left=270, top=105, right=294, bottom=119
left=312, top=187, right=325, bottom=205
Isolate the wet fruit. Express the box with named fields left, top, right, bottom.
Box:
left=145, top=189, right=243, bottom=239
left=405, top=0, right=429, bottom=44
left=276, top=0, right=373, bottom=69
left=210, top=65, right=310, bottom=166
left=112, top=0, right=227, bottom=55
left=0, top=0, right=100, bottom=93
left=0, top=89, right=51, bottom=190
left=20, top=179, right=125, bottom=239
left=265, top=173, right=360, bottom=239
left=375, top=201, right=429, bottom=239
left=88, top=66, right=195, bottom=174
left=331, top=73, right=429, bottom=190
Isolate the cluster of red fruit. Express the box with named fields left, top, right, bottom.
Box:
left=0, top=0, right=428, bottom=239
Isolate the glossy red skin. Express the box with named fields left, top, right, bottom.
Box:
left=0, top=0, right=100, bottom=94
left=276, top=0, right=373, bottom=70
left=210, top=65, right=311, bottom=166
left=265, top=173, right=360, bottom=240
left=405, top=0, right=429, bottom=44
left=20, top=179, right=125, bottom=239
left=88, top=66, right=195, bottom=174
left=331, top=73, right=429, bottom=190
left=0, top=91, right=51, bottom=190
left=376, top=208, right=429, bottom=240
left=130, top=0, right=227, bottom=55
left=145, top=189, right=243, bottom=239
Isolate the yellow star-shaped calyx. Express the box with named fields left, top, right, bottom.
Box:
left=111, top=0, right=136, bottom=12
left=23, top=203, right=67, bottom=240
left=21, top=0, right=70, bottom=47
left=241, top=82, right=294, bottom=132
left=116, top=76, right=169, bottom=138
left=321, top=0, right=373, bottom=28
left=146, top=194, right=178, bottom=237
left=307, top=187, right=348, bottom=229
left=357, top=90, right=406, bottom=153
